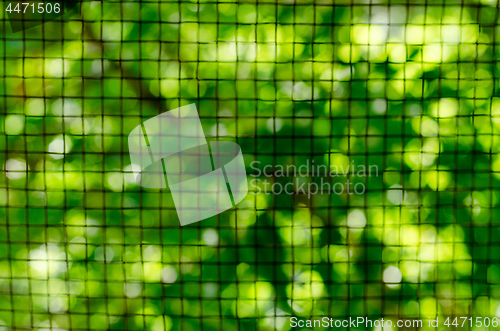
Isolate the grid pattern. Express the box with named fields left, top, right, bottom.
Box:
left=1, top=0, right=500, bottom=330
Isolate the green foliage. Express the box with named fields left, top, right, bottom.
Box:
left=1, top=1, right=500, bottom=330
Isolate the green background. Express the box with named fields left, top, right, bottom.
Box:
left=1, top=0, right=500, bottom=330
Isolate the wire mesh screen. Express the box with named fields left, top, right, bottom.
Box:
left=1, top=0, right=500, bottom=330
